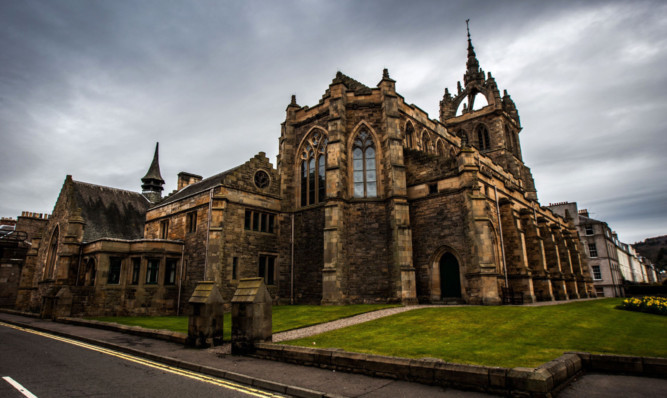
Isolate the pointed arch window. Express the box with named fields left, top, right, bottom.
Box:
left=476, top=124, right=490, bottom=151
left=422, top=133, right=432, bottom=154
left=300, top=129, right=327, bottom=206
left=353, top=129, right=377, bottom=198
left=405, top=123, right=414, bottom=149
left=437, top=140, right=446, bottom=156
left=44, top=226, right=59, bottom=280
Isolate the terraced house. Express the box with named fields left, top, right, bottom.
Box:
left=14, top=31, right=595, bottom=316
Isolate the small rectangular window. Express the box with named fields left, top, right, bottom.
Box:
left=164, top=258, right=177, bottom=285
left=258, top=254, right=276, bottom=285
left=252, top=211, right=260, bottom=231
left=131, top=257, right=141, bottom=285
left=244, top=210, right=252, bottom=230
left=107, top=257, right=122, bottom=284
left=186, top=211, right=197, bottom=233
left=146, top=258, right=160, bottom=284
left=268, top=214, right=275, bottom=233
left=260, top=213, right=267, bottom=232
left=592, top=265, right=602, bottom=280
left=585, top=225, right=593, bottom=235
left=160, top=220, right=169, bottom=239
left=232, top=257, right=238, bottom=280
left=588, top=243, right=598, bottom=258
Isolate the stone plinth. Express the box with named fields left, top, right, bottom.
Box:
left=186, top=281, right=224, bottom=347
left=231, top=277, right=272, bottom=355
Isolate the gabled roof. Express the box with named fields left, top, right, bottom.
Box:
left=69, top=179, right=149, bottom=242
left=155, top=165, right=242, bottom=207
left=330, top=71, right=372, bottom=95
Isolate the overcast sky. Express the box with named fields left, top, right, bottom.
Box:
left=1, top=0, right=665, bottom=244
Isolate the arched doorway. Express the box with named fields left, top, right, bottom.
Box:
left=439, top=253, right=461, bottom=298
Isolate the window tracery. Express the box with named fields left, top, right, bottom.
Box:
left=300, top=129, right=327, bottom=206
left=352, top=129, right=377, bottom=198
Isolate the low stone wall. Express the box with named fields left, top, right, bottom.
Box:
left=252, top=343, right=667, bottom=397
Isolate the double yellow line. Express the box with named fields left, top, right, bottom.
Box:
left=0, top=321, right=284, bottom=398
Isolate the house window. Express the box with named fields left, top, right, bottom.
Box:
left=232, top=257, right=238, bottom=280
left=258, top=255, right=276, bottom=285
left=160, top=220, right=169, bottom=239
left=352, top=129, right=377, bottom=198
left=588, top=243, right=598, bottom=258
left=186, top=211, right=197, bottom=233
left=244, top=210, right=276, bottom=233
left=300, top=129, right=327, bottom=206
left=592, top=265, right=602, bottom=280
left=107, top=257, right=122, bottom=284
left=585, top=225, right=593, bottom=235
left=131, top=257, right=141, bottom=285
left=146, top=258, right=160, bottom=284
left=164, top=258, right=177, bottom=285
left=476, top=124, right=490, bottom=150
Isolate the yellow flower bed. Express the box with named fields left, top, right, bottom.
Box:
left=620, top=296, right=667, bottom=316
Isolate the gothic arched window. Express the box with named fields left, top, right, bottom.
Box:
left=437, top=140, right=446, bottom=156
left=44, top=226, right=59, bottom=280
left=405, top=122, right=414, bottom=149
left=300, top=129, right=327, bottom=206
left=476, top=124, right=491, bottom=151
left=422, top=133, right=432, bottom=154
left=352, top=129, right=377, bottom=198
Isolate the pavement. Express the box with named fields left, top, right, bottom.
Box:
left=0, top=311, right=495, bottom=398
left=1, top=310, right=666, bottom=398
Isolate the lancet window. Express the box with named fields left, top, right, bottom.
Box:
left=476, top=124, right=491, bottom=151
left=352, top=129, right=377, bottom=198
left=405, top=122, right=414, bottom=148
left=300, top=129, right=327, bottom=206
left=44, top=226, right=59, bottom=279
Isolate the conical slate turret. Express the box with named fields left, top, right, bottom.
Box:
left=141, top=142, right=165, bottom=203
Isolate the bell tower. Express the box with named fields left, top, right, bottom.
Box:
left=440, top=20, right=536, bottom=200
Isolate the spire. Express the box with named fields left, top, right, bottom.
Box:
left=463, top=19, right=484, bottom=88
left=466, top=19, right=479, bottom=74
left=141, top=142, right=165, bottom=202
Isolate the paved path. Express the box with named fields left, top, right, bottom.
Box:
left=273, top=305, right=439, bottom=342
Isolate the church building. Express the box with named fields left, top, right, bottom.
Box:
left=15, top=30, right=595, bottom=316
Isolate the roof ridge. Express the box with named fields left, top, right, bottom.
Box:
left=72, top=179, right=144, bottom=197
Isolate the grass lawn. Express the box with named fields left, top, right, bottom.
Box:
left=284, top=298, right=667, bottom=368
left=89, top=304, right=397, bottom=341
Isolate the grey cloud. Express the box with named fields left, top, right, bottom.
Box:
left=1, top=0, right=665, bottom=244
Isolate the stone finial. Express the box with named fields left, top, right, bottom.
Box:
left=290, top=94, right=296, bottom=105
left=383, top=68, right=390, bottom=79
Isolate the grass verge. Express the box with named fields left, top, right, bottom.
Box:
left=89, top=304, right=397, bottom=341
left=283, top=299, right=667, bottom=368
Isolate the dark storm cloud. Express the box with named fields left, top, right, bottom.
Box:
left=1, top=0, right=665, bottom=243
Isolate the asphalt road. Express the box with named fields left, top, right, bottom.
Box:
left=0, top=323, right=282, bottom=398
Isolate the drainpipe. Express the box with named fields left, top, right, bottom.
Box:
left=177, top=243, right=185, bottom=316
left=494, top=186, right=509, bottom=288
left=291, top=213, right=295, bottom=305
left=204, top=188, right=213, bottom=281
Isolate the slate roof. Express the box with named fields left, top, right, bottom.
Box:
left=71, top=180, right=149, bottom=242
left=154, top=165, right=241, bottom=207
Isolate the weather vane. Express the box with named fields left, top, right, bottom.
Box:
left=466, top=19, right=471, bottom=40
